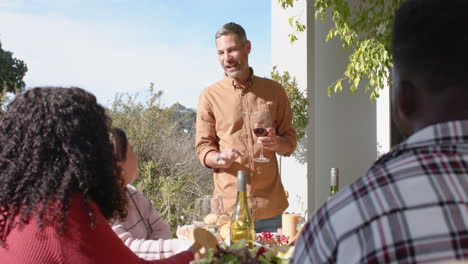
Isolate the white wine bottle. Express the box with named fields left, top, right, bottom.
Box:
left=230, top=171, right=255, bottom=248
left=328, top=167, right=339, bottom=199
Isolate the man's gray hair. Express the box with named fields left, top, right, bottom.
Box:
left=215, top=22, right=247, bottom=44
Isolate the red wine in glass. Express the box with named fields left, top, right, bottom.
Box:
left=253, top=128, right=268, bottom=137
left=251, top=111, right=271, bottom=163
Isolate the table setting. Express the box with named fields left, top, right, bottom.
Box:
left=176, top=194, right=301, bottom=263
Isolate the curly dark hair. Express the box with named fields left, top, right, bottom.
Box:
left=110, top=127, right=128, bottom=162
left=0, top=87, right=127, bottom=246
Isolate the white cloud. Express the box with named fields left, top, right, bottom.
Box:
left=0, top=11, right=224, bottom=108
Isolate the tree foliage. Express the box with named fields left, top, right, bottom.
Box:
left=271, top=66, right=308, bottom=163
left=0, top=40, right=28, bottom=113
left=107, top=84, right=212, bottom=234
left=271, top=66, right=308, bottom=141
left=0, top=41, right=27, bottom=94
left=277, top=0, right=405, bottom=101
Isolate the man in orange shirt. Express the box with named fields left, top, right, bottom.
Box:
left=195, top=22, right=297, bottom=232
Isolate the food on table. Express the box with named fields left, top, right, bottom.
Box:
left=218, top=223, right=230, bottom=240
left=255, top=232, right=289, bottom=247
left=203, top=213, right=218, bottom=225
left=176, top=224, right=195, bottom=241
left=177, top=219, right=229, bottom=243
left=196, top=238, right=290, bottom=264
left=216, top=213, right=230, bottom=226
left=276, top=245, right=295, bottom=261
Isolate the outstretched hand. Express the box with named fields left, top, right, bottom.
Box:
left=216, top=148, right=243, bottom=169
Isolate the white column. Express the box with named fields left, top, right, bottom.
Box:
left=308, top=4, right=379, bottom=211
left=376, top=82, right=391, bottom=157
left=271, top=0, right=309, bottom=216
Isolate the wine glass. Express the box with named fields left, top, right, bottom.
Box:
left=192, top=195, right=224, bottom=234
left=251, top=111, right=271, bottom=163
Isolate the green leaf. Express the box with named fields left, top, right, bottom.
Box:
left=288, top=34, right=298, bottom=44
left=288, top=16, right=294, bottom=27
left=230, top=239, right=247, bottom=250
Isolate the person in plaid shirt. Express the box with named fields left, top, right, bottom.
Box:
left=291, top=0, right=468, bottom=263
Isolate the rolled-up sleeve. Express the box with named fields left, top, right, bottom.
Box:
left=276, top=84, right=297, bottom=157
left=195, top=90, right=219, bottom=168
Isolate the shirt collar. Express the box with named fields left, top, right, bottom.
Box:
left=224, top=67, right=255, bottom=90
left=379, top=120, right=468, bottom=162
left=403, top=120, right=468, bottom=148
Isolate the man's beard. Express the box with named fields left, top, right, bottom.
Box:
left=225, top=58, right=243, bottom=78
left=226, top=69, right=242, bottom=78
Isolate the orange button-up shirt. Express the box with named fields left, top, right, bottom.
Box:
left=195, top=72, right=297, bottom=220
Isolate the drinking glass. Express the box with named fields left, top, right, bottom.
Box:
left=251, top=111, right=271, bottom=163
left=192, top=195, right=224, bottom=233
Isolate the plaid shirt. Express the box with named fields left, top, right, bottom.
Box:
left=292, top=120, right=468, bottom=264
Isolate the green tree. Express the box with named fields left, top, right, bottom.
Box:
left=0, top=41, right=28, bottom=93
left=107, top=84, right=212, bottom=234
left=0, top=41, right=28, bottom=113
left=271, top=66, right=308, bottom=163
left=271, top=66, right=308, bottom=141
left=169, top=103, right=197, bottom=134
left=277, top=0, right=404, bottom=101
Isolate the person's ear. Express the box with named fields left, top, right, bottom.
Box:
left=394, top=80, right=421, bottom=135
left=397, top=80, right=419, bottom=117
left=244, top=40, right=251, bottom=54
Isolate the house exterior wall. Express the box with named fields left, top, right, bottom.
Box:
left=271, top=0, right=308, bottom=216
left=271, top=1, right=308, bottom=81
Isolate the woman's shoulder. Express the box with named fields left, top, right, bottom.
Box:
left=126, top=184, right=139, bottom=194
left=125, top=185, right=154, bottom=213
left=126, top=185, right=149, bottom=202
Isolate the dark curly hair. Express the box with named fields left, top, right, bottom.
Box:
left=110, top=127, right=128, bottom=162
left=0, top=87, right=127, bottom=246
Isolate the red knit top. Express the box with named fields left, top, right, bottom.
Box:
left=0, top=196, right=194, bottom=264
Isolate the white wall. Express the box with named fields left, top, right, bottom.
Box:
left=271, top=0, right=308, bottom=216
left=377, top=83, right=391, bottom=157
left=309, top=5, right=377, bottom=210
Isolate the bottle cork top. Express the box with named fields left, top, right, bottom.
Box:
left=237, top=171, right=247, bottom=191
left=330, top=168, right=339, bottom=186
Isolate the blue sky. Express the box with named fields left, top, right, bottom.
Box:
left=0, top=0, right=272, bottom=108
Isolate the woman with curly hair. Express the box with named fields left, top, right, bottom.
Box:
left=0, top=87, right=196, bottom=263
left=110, top=127, right=192, bottom=259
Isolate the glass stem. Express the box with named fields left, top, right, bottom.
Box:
left=259, top=143, right=265, bottom=158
